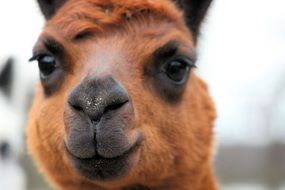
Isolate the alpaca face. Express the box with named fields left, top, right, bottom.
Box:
left=28, top=0, right=215, bottom=189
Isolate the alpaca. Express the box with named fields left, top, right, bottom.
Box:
left=0, top=58, right=26, bottom=190
left=27, top=0, right=217, bottom=189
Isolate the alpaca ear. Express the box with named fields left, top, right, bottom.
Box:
left=173, top=0, right=213, bottom=40
left=0, top=58, right=14, bottom=97
left=37, top=0, right=67, bottom=20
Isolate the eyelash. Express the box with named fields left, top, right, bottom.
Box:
left=29, top=53, right=51, bottom=62
left=165, top=56, right=196, bottom=68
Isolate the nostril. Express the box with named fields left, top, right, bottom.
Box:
left=0, top=141, right=10, bottom=159
left=90, top=100, right=129, bottom=123
left=104, top=99, right=129, bottom=113
left=68, top=98, right=84, bottom=112
left=72, top=105, right=84, bottom=112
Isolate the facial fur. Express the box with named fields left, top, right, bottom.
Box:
left=27, top=0, right=217, bottom=189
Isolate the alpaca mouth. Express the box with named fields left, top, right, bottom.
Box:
left=66, top=136, right=142, bottom=160
left=64, top=134, right=143, bottom=181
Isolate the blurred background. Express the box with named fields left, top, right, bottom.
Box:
left=0, top=0, right=284, bottom=189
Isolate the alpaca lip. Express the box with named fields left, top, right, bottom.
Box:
left=65, top=136, right=142, bottom=160
left=64, top=135, right=143, bottom=180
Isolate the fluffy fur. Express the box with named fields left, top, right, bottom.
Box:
left=27, top=0, right=217, bottom=189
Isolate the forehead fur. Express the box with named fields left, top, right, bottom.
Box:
left=46, top=0, right=185, bottom=40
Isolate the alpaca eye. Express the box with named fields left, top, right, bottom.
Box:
left=38, top=55, right=57, bottom=77
left=165, top=59, right=194, bottom=83
left=29, top=52, right=65, bottom=95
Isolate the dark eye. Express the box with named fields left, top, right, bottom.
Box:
left=37, top=55, right=57, bottom=77
left=29, top=51, right=65, bottom=96
left=165, top=59, right=194, bottom=83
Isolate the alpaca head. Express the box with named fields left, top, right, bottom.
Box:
left=0, top=58, right=22, bottom=161
left=28, top=0, right=216, bottom=189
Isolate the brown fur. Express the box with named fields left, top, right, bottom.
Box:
left=27, top=0, right=217, bottom=189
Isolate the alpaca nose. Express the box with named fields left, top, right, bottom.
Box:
left=68, top=76, right=130, bottom=122
left=65, top=76, right=139, bottom=160
left=65, top=76, right=133, bottom=159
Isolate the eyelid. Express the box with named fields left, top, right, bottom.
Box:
left=167, top=56, right=197, bottom=67
left=29, top=52, right=52, bottom=62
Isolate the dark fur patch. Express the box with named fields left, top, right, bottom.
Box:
left=174, top=0, right=213, bottom=40
left=37, top=0, right=67, bottom=19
